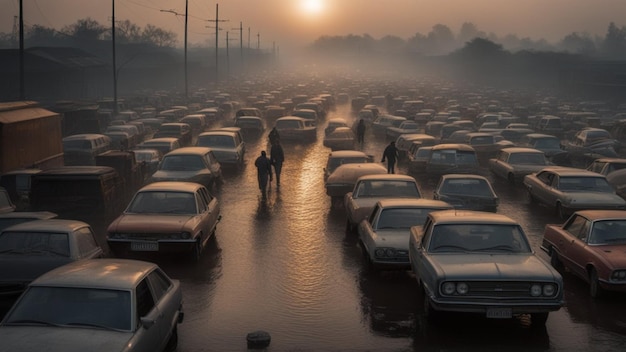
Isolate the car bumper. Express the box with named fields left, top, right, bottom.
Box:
left=108, top=239, right=197, bottom=254
left=428, top=296, right=563, bottom=315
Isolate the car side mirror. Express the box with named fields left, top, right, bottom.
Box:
left=140, top=316, right=156, bottom=329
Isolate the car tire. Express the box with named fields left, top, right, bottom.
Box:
left=556, top=202, right=567, bottom=219
left=589, top=268, right=604, bottom=299
left=345, top=218, right=355, bottom=234
left=525, top=189, right=535, bottom=204
left=165, top=326, right=178, bottom=352
left=550, top=249, right=563, bottom=271
left=507, top=173, right=516, bottom=185
left=531, top=312, right=549, bottom=327
left=422, top=288, right=438, bottom=323
left=192, top=241, right=202, bottom=263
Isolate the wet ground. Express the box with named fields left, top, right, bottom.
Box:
left=4, top=106, right=626, bottom=351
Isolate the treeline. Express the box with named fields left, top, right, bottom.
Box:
left=0, top=17, right=177, bottom=48
left=309, top=22, right=626, bottom=59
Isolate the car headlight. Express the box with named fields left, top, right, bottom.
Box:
left=442, top=282, right=456, bottom=295
left=456, top=282, right=469, bottom=295
left=374, top=248, right=396, bottom=258
left=542, top=284, right=557, bottom=296
left=181, top=232, right=192, bottom=239
left=611, top=270, right=626, bottom=281
left=530, top=284, right=542, bottom=297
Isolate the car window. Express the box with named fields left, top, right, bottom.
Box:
left=564, top=215, right=588, bottom=239
left=0, top=231, right=69, bottom=257
left=368, top=204, right=380, bottom=225
left=196, top=191, right=207, bottom=213
left=75, top=227, right=100, bottom=257
left=136, top=279, right=155, bottom=318
left=147, top=269, right=172, bottom=302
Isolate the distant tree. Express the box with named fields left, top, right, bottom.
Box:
left=116, top=20, right=142, bottom=44
left=602, top=22, right=626, bottom=58
left=377, top=35, right=406, bottom=53
left=425, top=24, right=455, bottom=55
left=406, top=32, right=427, bottom=53
left=0, top=32, right=13, bottom=48
left=560, top=32, right=596, bottom=55
left=141, top=24, right=177, bottom=47
left=455, top=37, right=507, bottom=59
left=26, top=25, right=67, bottom=47
left=62, top=17, right=108, bottom=41
left=458, top=22, right=486, bottom=44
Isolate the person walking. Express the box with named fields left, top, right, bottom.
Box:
left=268, top=127, right=280, bottom=146
left=270, top=141, right=285, bottom=188
left=356, top=118, right=366, bottom=145
left=255, top=151, right=273, bottom=197
left=381, top=141, right=399, bottom=174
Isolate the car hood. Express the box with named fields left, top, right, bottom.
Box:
left=564, top=192, right=626, bottom=205
left=590, top=244, right=626, bottom=267
left=0, top=256, right=73, bottom=283
left=109, top=214, right=194, bottom=233
left=429, top=254, right=559, bottom=281
left=374, top=229, right=411, bottom=249
left=151, top=170, right=210, bottom=179
left=0, top=326, right=131, bottom=352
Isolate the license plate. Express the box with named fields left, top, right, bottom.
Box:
left=486, top=307, right=512, bottom=319
left=131, top=241, right=159, bottom=252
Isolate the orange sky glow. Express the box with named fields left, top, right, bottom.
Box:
left=1, top=0, right=625, bottom=51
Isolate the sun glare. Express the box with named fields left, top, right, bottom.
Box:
left=300, top=0, right=324, bottom=16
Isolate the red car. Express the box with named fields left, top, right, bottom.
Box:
left=541, top=210, right=626, bottom=298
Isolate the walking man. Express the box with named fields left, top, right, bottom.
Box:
left=270, top=141, right=285, bottom=188
left=255, top=151, right=273, bottom=197
left=381, top=141, right=399, bottom=174
left=356, top=119, right=366, bottom=145
left=268, top=127, right=280, bottom=146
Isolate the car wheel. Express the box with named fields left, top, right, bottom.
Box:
left=525, top=189, right=535, bottom=204
left=422, top=288, right=438, bottom=322
left=192, top=241, right=202, bottom=263
left=556, top=202, right=567, bottom=219
left=165, top=326, right=178, bottom=352
left=507, top=173, right=515, bottom=185
left=550, top=249, right=563, bottom=271
left=530, top=312, right=549, bottom=327
left=589, top=268, right=604, bottom=299
left=345, top=218, right=355, bottom=234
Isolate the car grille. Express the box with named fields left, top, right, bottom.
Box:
left=461, top=281, right=541, bottom=298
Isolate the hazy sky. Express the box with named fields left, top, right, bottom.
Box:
left=2, top=0, right=625, bottom=50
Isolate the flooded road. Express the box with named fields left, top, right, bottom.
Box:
left=136, top=105, right=626, bottom=352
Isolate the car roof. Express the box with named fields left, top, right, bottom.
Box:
left=36, top=166, right=117, bottom=176
left=138, top=181, right=204, bottom=193
left=540, top=167, right=605, bottom=177
left=30, top=259, right=158, bottom=290
left=199, top=130, right=237, bottom=137
left=525, top=133, right=558, bottom=139
left=377, top=198, right=453, bottom=209
left=0, top=211, right=56, bottom=220
left=164, top=147, right=212, bottom=156
left=142, top=137, right=179, bottom=144
left=429, top=209, right=519, bottom=225
left=431, top=143, right=476, bottom=151
left=62, top=134, right=108, bottom=141
left=1, top=218, right=89, bottom=233
left=329, top=150, right=369, bottom=158
left=356, top=174, right=416, bottom=182
left=573, top=210, right=626, bottom=220
left=440, top=173, right=490, bottom=181
left=499, top=147, right=544, bottom=154
left=591, top=158, right=626, bottom=163
left=277, top=116, right=307, bottom=122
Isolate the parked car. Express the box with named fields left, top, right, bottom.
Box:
left=325, top=163, right=387, bottom=205
left=344, top=174, right=422, bottom=233
left=196, top=129, right=246, bottom=169
left=0, top=219, right=103, bottom=298
left=106, top=125, right=140, bottom=148
left=62, top=134, right=112, bottom=166
left=523, top=167, right=626, bottom=219
left=395, top=134, right=436, bottom=160
left=325, top=118, right=349, bottom=136
left=386, top=121, right=421, bottom=142
left=372, top=115, right=406, bottom=138
left=433, top=174, right=499, bottom=212
left=0, top=259, right=184, bottom=352
left=154, top=123, right=192, bottom=147
left=107, top=182, right=220, bottom=261
left=421, top=144, right=480, bottom=178
left=0, top=187, right=15, bottom=213
left=275, top=116, right=317, bottom=142
left=541, top=210, right=626, bottom=298
left=0, top=211, right=57, bottom=231
left=234, top=116, right=266, bottom=140
left=358, top=199, right=452, bottom=270
left=409, top=210, right=563, bottom=326
left=323, top=127, right=356, bottom=151
left=136, top=137, right=181, bottom=157
left=323, top=150, right=374, bottom=182
left=149, top=147, right=222, bottom=189
left=132, top=148, right=162, bottom=178
left=180, top=114, right=208, bottom=136
left=488, top=147, right=551, bottom=184
left=408, top=146, right=434, bottom=174
left=465, top=132, right=512, bottom=160
left=519, top=133, right=563, bottom=158
left=586, top=157, right=626, bottom=176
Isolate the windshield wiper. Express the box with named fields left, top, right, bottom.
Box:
left=64, top=322, right=125, bottom=332
left=432, top=245, right=469, bottom=252
left=475, top=245, right=517, bottom=252
left=6, top=319, right=62, bottom=327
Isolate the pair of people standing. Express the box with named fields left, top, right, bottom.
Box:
left=255, top=130, right=285, bottom=197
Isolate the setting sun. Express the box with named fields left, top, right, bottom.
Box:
left=300, top=0, right=324, bottom=16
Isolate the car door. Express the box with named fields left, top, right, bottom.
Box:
left=147, top=269, right=179, bottom=350
left=490, top=151, right=508, bottom=179
left=533, top=171, right=554, bottom=205
left=558, top=215, right=592, bottom=278
left=134, top=278, right=164, bottom=352
left=74, top=226, right=103, bottom=259
left=200, top=187, right=219, bottom=237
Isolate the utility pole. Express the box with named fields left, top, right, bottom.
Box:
left=160, top=1, right=188, bottom=102
left=257, top=32, right=260, bottom=50
left=248, top=27, right=251, bottom=49
left=19, top=0, right=24, bottom=100
left=205, top=3, right=228, bottom=82
left=112, top=0, right=118, bottom=114
left=231, top=22, right=243, bottom=66
left=225, top=31, right=237, bottom=80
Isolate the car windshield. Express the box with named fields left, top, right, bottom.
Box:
left=276, top=120, right=302, bottom=129
left=507, top=153, right=547, bottom=165
left=430, top=150, right=477, bottom=166
left=0, top=232, right=69, bottom=257
left=62, top=140, right=91, bottom=149
left=355, top=180, right=420, bottom=198
left=439, top=179, right=494, bottom=197
left=470, top=136, right=494, bottom=145
left=589, top=220, right=626, bottom=245
left=557, top=176, right=614, bottom=192
left=429, top=224, right=531, bottom=253
left=376, top=208, right=440, bottom=229
left=127, top=191, right=197, bottom=214
left=160, top=155, right=206, bottom=171
left=197, top=135, right=236, bottom=148
left=4, top=286, right=131, bottom=331
left=534, top=138, right=560, bottom=149
left=328, top=157, right=367, bottom=173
